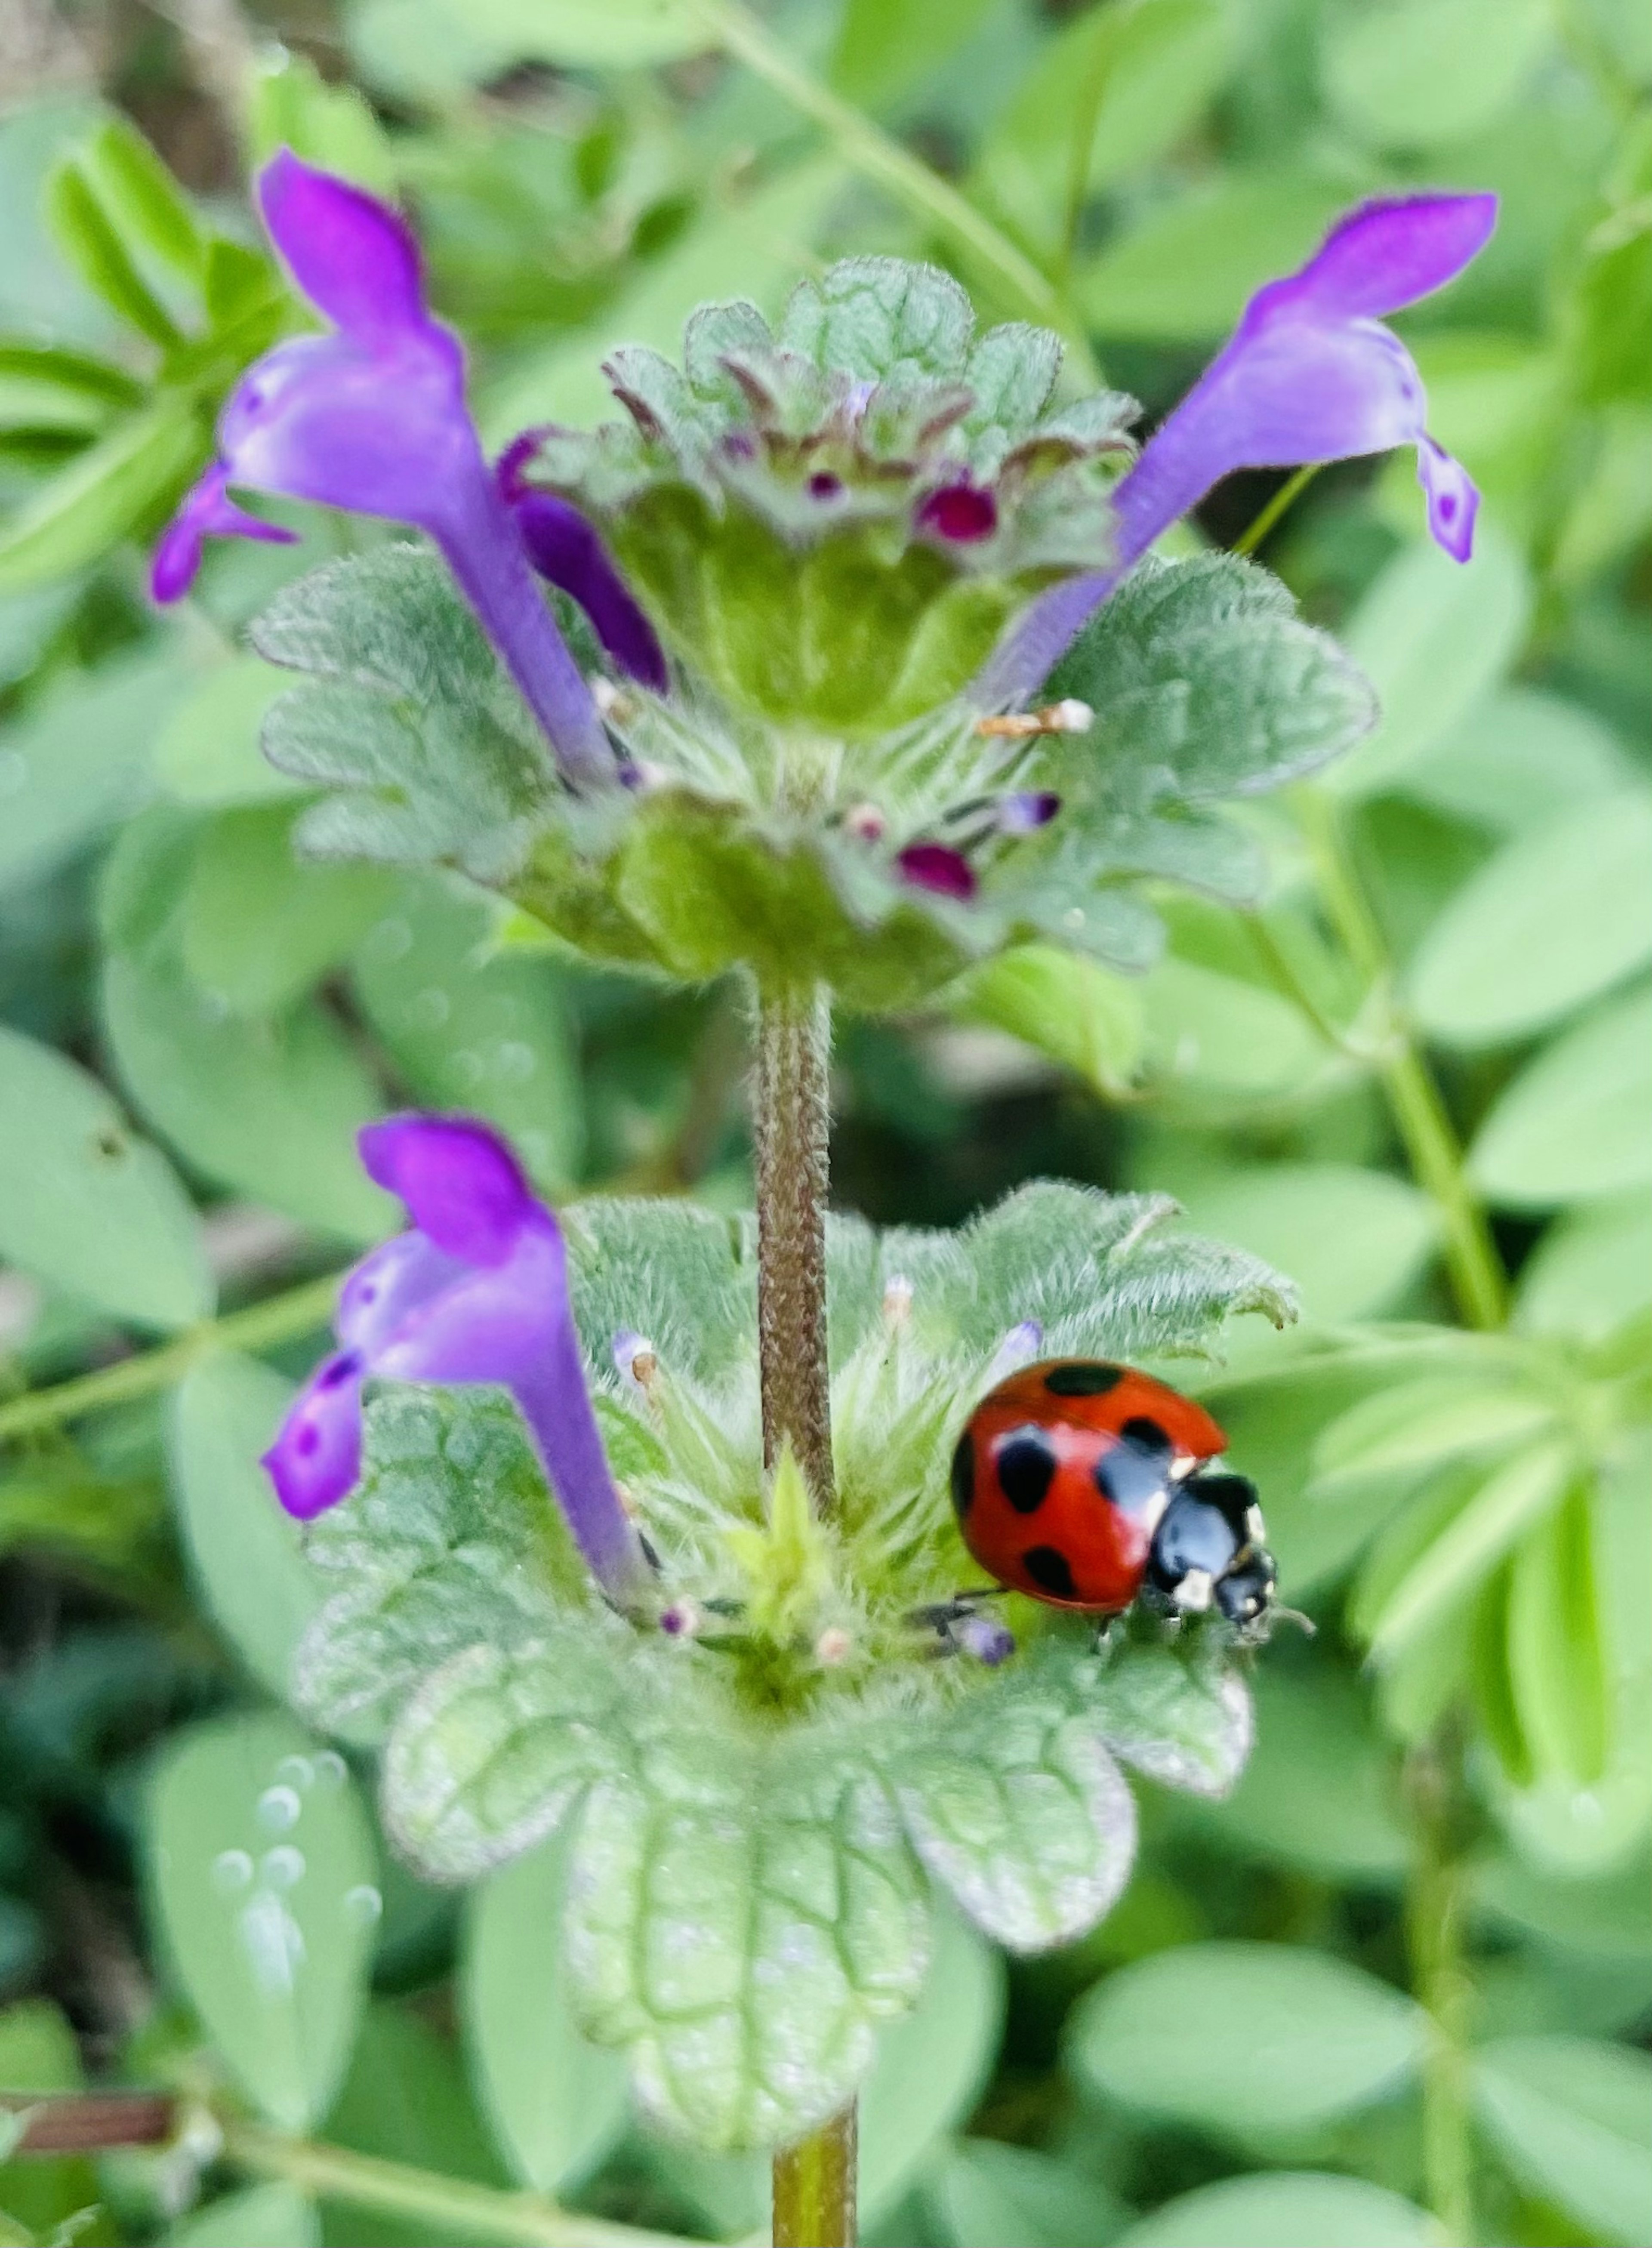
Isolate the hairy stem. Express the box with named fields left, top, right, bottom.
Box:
left=1296, top=787, right=1510, bottom=1332
left=1404, top=1735, right=1477, bottom=2245
left=772, top=2106, right=857, bottom=2248
left=0, top=1271, right=341, bottom=1443
left=752, top=981, right=836, bottom=1508
left=749, top=978, right=854, bottom=2245
left=700, top=0, right=1102, bottom=382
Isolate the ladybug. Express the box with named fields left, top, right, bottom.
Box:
left=949, top=1358, right=1276, bottom=1628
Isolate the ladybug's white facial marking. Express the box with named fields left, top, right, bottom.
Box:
left=1171, top=1567, right=1214, bottom=1613
left=1245, top=1503, right=1267, bottom=1544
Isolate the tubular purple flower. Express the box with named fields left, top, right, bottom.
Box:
left=151, top=151, right=613, bottom=786
left=263, top=1113, right=647, bottom=1603
left=980, top=192, right=1498, bottom=705
left=496, top=434, right=669, bottom=691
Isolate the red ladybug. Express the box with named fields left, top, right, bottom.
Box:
left=950, top=1358, right=1276, bottom=1627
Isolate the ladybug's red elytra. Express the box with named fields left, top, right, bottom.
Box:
left=950, top=1357, right=1276, bottom=1627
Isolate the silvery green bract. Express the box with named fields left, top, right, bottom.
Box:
left=291, top=1182, right=1289, bottom=2152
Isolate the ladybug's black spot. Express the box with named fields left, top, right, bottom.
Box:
left=995, top=1429, right=1057, bottom=1514
left=1120, top=1415, right=1172, bottom=1458
left=1044, top=1361, right=1123, bottom=1398
left=1022, top=1545, right=1078, bottom=1600
left=950, top=1434, right=975, bottom=1520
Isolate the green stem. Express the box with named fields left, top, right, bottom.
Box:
left=772, top=2106, right=857, bottom=2248
left=699, top=0, right=1101, bottom=381
left=1233, top=464, right=1321, bottom=558
left=1296, top=787, right=1510, bottom=1333
left=0, top=1272, right=342, bottom=1444
left=1404, top=1736, right=1477, bottom=2245
left=222, top=2116, right=684, bottom=2248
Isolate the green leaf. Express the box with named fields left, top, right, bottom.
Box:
left=323, top=2001, right=512, bottom=2205
left=153, top=658, right=305, bottom=807
left=0, top=1021, right=211, bottom=1329
left=0, top=398, right=203, bottom=592
left=246, top=50, right=394, bottom=197
left=0, top=339, right=142, bottom=435
left=1362, top=1440, right=1576, bottom=1659
left=382, top=1631, right=634, bottom=1883
left=891, top=1659, right=1135, bottom=1953
left=1507, top=1484, right=1611, bottom=1784
left=859, top=1906, right=1004, bottom=2226
left=101, top=952, right=394, bottom=1244
left=254, top=546, right=558, bottom=886
left=351, top=875, right=584, bottom=1192
left=950, top=945, right=1144, bottom=1099
left=1515, top=1193, right=1652, bottom=1339
left=295, top=1386, right=581, bottom=1747
left=1048, top=555, right=1376, bottom=802
left=1088, top=1641, right=1254, bottom=1801
left=983, top=0, right=1235, bottom=248
left=462, top=1829, right=629, bottom=2193
left=1475, top=2035, right=1652, bottom=2247
left=0, top=647, right=186, bottom=890
left=1329, top=528, right=1532, bottom=801
left=1067, top=1942, right=1425, bottom=2135
left=1310, top=1374, right=1557, bottom=1496
left=1205, top=1667, right=1410, bottom=1882
left=566, top=1741, right=929, bottom=2151
left=1408, top=793, right=1652, bottom=1045
left=1079, top=170, right=1351, bottom=341
left=1470, top=983, right=1652, bottom=1206
left=829, top=0, right=997, bottom=107
left=1322, top=0, right=1554, bottom=151
left=1172, top=1166, right=1439, bottom=1324
left=168, top=2184, right=322, bottom=2247
left=167, top=1354, right=322, bottom=1701
left=1117, top=2172, right=1438, bottom=2248
left=181, top=803, right=395, bottom=1015
left=1399, top=685, right=1636, bottom=837
left=565, top=1195, right=754, bottom=1386
left=353, top=0, right=706, bottom=80
left=930, top=2140, right=1123, bottom=2248
left=145, top=1709, right=379, bottom=2132
left=1138, top=954, right=1332, bottom=1111
left=83, top=117, right=205, bottom=280
left=45, top=154, right=183, bottom=346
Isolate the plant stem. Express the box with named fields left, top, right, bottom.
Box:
left=749, top=978, right=854, bottom=2245
left=1233, top=463, right=1321, bottom=558
left=752, top=980, right=836, bottom=1509
left=1404, top=1734, right=1477, bottom=2245
left=771, top=2106, right=857, bottom=2248
left=1296, top=787, right=1510, bottom=1333
left=700, top=0, right=1102, bottom=381
left=0, top=1271, right=341, bottom=1444
left=222, top=2117, right=681, bottom=2248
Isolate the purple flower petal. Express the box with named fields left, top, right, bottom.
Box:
left=262, top=1349, right=366, bottom=1521
left=499, top=437, right=668, bottom=691
left=153, top=152, right=610, bottom=786
left=262, top=1110, right=644, bottom=1601
left=997, top=790, right=1060, bottom=834
left=897, top=842, right=978, bottom=900
left=149, top=463, right=296, bottom=603
left=978, top=192, right=1496, bottom=704
left=358, top=1113, right=535, bottom=1266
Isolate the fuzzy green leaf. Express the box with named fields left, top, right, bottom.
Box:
left=294, top=1388, right=585, bottom=1745
left=890, top=1653, right=1136, bottom=1952
left=566, top=1738, right=929, bottom=2151
left=253, top=546, right=557, bottom=885
left=780, top=258, right=975, bottom=382
left=565, top=1197, right=755, bottom=1387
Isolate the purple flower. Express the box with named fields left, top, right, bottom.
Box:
left=152, top=151, right=612, bottom=786
left=263, top=1113, right=645, bottom=1602
left=980, top=192, right=1497, bottom=704
left=150, top=462, right=297, bottom=602
left=897, top=842, right=978, bottom=900
left=496, top=434, right=669, bottom=692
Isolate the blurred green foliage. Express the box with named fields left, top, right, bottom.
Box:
left=0, top=0, right=1648, bottom=2243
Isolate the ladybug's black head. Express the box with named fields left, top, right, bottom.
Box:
left=1147, top=1468, right=1276, bottom=1629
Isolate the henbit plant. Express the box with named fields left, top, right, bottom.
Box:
left=92, top=148, right=1499, bottom=2244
